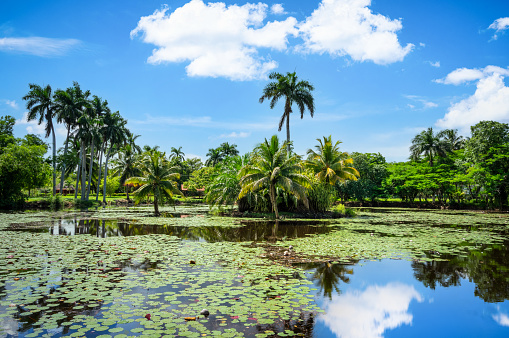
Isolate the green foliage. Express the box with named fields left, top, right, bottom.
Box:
left=205, top=156, right=244, bottom=211
left=410, top=127, right=450, bottom=166
left=100, top=175, right=121, bottom=197
left=49, top=193, right=63, bottom=210
left=205, top=142, right=239, bottom=167
left=239, top=135, right=309, bottom=219
left=305, top=171, right=337, bottom=212
left=0, top=115, right=16, bottom=150
left=184, top=166, right=214, bottom=192
left=464, top=121, right=509, bottom=163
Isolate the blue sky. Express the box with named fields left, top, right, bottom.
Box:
left=1, top=0, right=508, bottom=162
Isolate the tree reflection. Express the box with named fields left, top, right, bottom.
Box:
left=301, top=262, right=354, bottom=299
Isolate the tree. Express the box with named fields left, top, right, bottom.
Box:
left=169, top=146, right=185, bottom=162
left=111, top=144, right=142, bottom=201
left=410, top=127, right=449, bottom=167
left=205, top=156, right=245, bottom=210
left=219, top=142, right=239, bottom=157
left=22, top=83, right=57, bottom=195
left=54, top=82, right=90, bottom=195
left=259, top=72, right=315, bottom=154
left=239, top=135, right=309, bottom=219
left=205, top=148, right=223, bottom=167
left=464, top=121, right=509, bottom=163
left=438, top=129, right=465, bottom=151
left=0, top=115, right=16, bottom=150
left=305, top=136, right=359, bottom=186
left=126, top=152, right=183, bottom=216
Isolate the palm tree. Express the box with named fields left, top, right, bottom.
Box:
left=410, top=127, right=449, bottom=167
left=169, top=146, right=185, bottom=162
left=54, top=82, right=90, bottom=195
left=126, top=152, right=183, bottom=216
left=205, top=148, right=223, bottom=167
left=259, top=72, right=315, bottom=154
left=219, top=142, right=239, bottom=157
left=305, top=136, right=359, bottom=185
left=205, top=155, right=247, bottom=210
left=239, top=135, right=309, bottom=219
left=111, top=144, right=142, bottom=201
left=22, top=83, right=57, bottom=195
left=101, top=111, right=128, bottom=203
left=438, top=129, right=465, bottom=151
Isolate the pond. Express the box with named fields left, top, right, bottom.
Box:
left=0, top=206, right=508, bottom=337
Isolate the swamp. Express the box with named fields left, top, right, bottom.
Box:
left=1, top=206, right=509, bottom=337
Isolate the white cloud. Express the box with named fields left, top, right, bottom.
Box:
left=489, top=17, right=509, bottom=40
left=318, top=283, right=423, bottom=338
left=3, top=99, right=18, bottom=109
left=130, top=0, right=298, bottom=81
left=298, top=0, right=413, bottom=65
left=427, top=61, right=440, bottom=68
left=270, top=4, right=286, bottom=15
left=16, top=112, right=66, bottom=137
left=0, top=37, right=81, bottom=57
left=404, top=95, right=438, bottom=110
left=218, top=131, right=251, bottom=139
left=493, top=312, right=509, bottom=327
left=436, top=66, right=509, bottom=130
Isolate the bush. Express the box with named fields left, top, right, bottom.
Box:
left=49, top=194, right=63, bottom=210
left=331, top=203, right=356, bottom=217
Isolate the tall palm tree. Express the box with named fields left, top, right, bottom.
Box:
left=169, top=146, right=185, bottom=162
left=101, top=111, right=128, bottom=203
left=438, top=129, right=465, bottom=151
left=259, top=72, right=315, bottom=154
left=219, top=142, right=239, bottom=157
left=410, top=127, right=449, bottom=167
left=54, top=82, right=90, bottom=195
left=126, top=152, right=183, bottom=216
left=239, top=135, right=309, bottom=219
left=305, top=136, right=359, bottom=185
left=22, top=83, right=57, bottom=195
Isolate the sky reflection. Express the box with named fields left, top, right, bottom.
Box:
left=318, top=283, right=423, bottom=338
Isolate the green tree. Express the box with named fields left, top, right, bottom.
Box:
left=239, top=135, right=309, bottom=219
left=126, top=152, right=183, bottom=216
left=305, top=136, right=359, bottom=186
left=259, top=72, right=315, bottom=154
left=22, top=83, right=57, bottom=195
left=0, top=115, right=16, bottom=150
left=205, top=148, right=223, bottom=167
left=169, top=146, right=185, bottom=162
left=410, top=127, right=449, bottom=167
left=464, top=121, right=509, bottom=163
left=111, top=144, right=142, bottom=201
left=438, top=129, right=465, bottom=151
left=219, top=142, right=239, bottom=157
left=205, top=156, right=245, bottom=210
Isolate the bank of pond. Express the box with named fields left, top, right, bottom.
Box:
left=0, top=206, right=508, bottom=337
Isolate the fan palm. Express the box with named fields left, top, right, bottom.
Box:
left=239, top=135, right=309, bottom=219
left=410, top=127, right=449, bottom=167
left=22, top=83, right=57, bottom=195
left=126, top=152, right=183, bottom=216
left=259, top=72, right=315, bottom=154
left=306, top=136, right=359, bottom=185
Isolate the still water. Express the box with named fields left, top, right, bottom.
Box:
left=1, top=209, right=509, bottom=337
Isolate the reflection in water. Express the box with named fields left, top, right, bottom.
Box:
left=412, top=257, right=466, bottom=289
left=493, top=309, right=509, bottom=327
left=300, top=262, right=354, bottom=299
left=318, top=283, right=423, bottom=338
left=44, top=218, right=334, bottom=242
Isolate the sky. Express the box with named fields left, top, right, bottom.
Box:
left=1, top=0, right=508, bottom=162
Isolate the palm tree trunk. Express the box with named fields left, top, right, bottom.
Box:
left=80, top=143, right=86, bottom=201
left=74, top=147, right=82, bottom=200
left=96, top=145, right=104, bottom=201
left=103, top=146, right=112, bottom=204
left=154, top=196, right=159, bottom=216
left=59, top=126, right=70, bottom=195
left=86, top=137, right=95, bottom=200
left=51, top=124, right=57, bottom=196
left=270, top=183, right=279, bottom=219
left=286, top=113, right=291, bottom=155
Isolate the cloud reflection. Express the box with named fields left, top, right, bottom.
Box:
left=318, top=283, right=423, bottom=338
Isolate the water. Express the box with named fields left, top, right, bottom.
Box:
left=1, top=208, right=509, bottom=337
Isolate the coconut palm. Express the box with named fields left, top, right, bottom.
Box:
left=22, top=83, right=57, bottom=195
left=219, top=142, right=239, bottom=157
left=438, top=129, right=465, bottom=151
left=410, top=127, right=449, bottom=167
left=54, top=82, right=90, bottom=195
left=169, top=146, right=185, bottom=162
left=205, top=148, right=223, bottom=167
left=126, top=152, right=183, bottom=216
left=259, top=72, right=315, bottom=154
left=111, top=144, right=142, bottom=201
left=205, top=155, right=247, bottom=210
left=306, top=136, right=359, bottom=185
left=239, top=135, right=309, bottom=219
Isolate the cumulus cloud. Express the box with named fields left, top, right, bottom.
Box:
left=427, top=61, right=440, bottom=68
left=0, top=37, right=81, bottom=57
left=130, top=0, right=298, bottom=80
left=270, top=4, right=286, bottom=15
left=318, top=283, right=423, bottom=338
left=298, top=0, right=413, bottom=65
left=436, top=66, right=509, bottom=130
left=493, top=312, right=509, bottom=327
left=489, top=17, right=509, bottom=40
left=3, top=99, right=18, bottom=109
